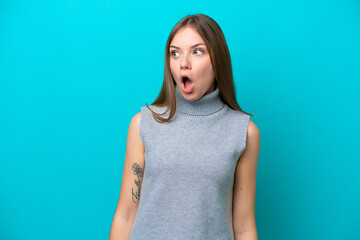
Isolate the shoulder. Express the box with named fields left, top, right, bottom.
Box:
left=128, top=111, right=145, bottom=148
left=248, top=120, right=260, bottom=135
left=129, top=111, right=141, bottom=130
left=246, top=119, right=260, bottom=147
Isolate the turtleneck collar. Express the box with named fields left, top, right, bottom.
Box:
left=175, top=83, right=225, bottom=116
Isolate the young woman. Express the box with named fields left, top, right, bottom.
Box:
left=109, top=14, right=260, bottom=240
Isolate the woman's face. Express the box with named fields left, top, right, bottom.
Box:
left=169, top=26, right=216, bottom=101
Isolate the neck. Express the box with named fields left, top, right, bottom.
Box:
left=175, top=84, right=225, bottom=116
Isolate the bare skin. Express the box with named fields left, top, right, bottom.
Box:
left=109, top=25, right=260, bottom=240
left=169, top=26, right=216, bottom=100
left=232, top=120, right=260, bottom=240
left=109, top=112, right=144, bottom=240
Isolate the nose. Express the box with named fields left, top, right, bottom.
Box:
left=180, top=53, right=191, bottom=70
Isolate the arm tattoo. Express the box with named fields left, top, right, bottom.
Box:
left=131, top=162, right=144, bottom=203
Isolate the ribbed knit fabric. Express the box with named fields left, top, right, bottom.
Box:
left=129, top=84, right=250, bottom=240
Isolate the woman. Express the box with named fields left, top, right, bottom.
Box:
left=109, top=13, right=260, bottom=240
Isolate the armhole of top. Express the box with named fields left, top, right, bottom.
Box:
left=243, top=114, right=251, bottom=151
left=139, top=106, right=146, bottom=147
left=239, top=113, right=251, bottom=156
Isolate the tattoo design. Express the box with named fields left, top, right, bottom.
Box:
left=132, top=162, right=144, bottom=203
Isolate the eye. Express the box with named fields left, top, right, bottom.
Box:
left=170, top=51, right=179, bottom=57
left=194, top=49, right=204, bottom=55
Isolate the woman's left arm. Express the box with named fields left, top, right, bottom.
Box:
left=232, top=120, right=260, bottom=240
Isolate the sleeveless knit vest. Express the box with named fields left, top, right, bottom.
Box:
left=129, top=84, right=250, bottom=240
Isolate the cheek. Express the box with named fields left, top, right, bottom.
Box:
left=199, top=59, right=214, bottom=79
left=169, top=61, right=176, bottom=76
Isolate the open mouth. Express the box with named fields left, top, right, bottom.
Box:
left=181, top=76, right=192, bottom=84
left=181, top=76, right=193, bottom=90
left=182, top=76, right=189, bottom=83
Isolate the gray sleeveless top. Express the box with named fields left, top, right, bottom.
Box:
left=129, top=84, right=250, bottom=240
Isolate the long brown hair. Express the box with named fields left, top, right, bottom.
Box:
left=146, top=13, right=256, bottom=123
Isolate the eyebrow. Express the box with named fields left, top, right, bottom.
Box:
left=169, top=43, right=205, bottom=49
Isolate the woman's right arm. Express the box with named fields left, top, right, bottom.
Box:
left=109, top=112, right=145, bottom=240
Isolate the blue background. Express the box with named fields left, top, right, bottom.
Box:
left=1, top=0, right=359, bottom=239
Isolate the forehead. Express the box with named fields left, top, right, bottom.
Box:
left=170, top=26, right=205, bottom=48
